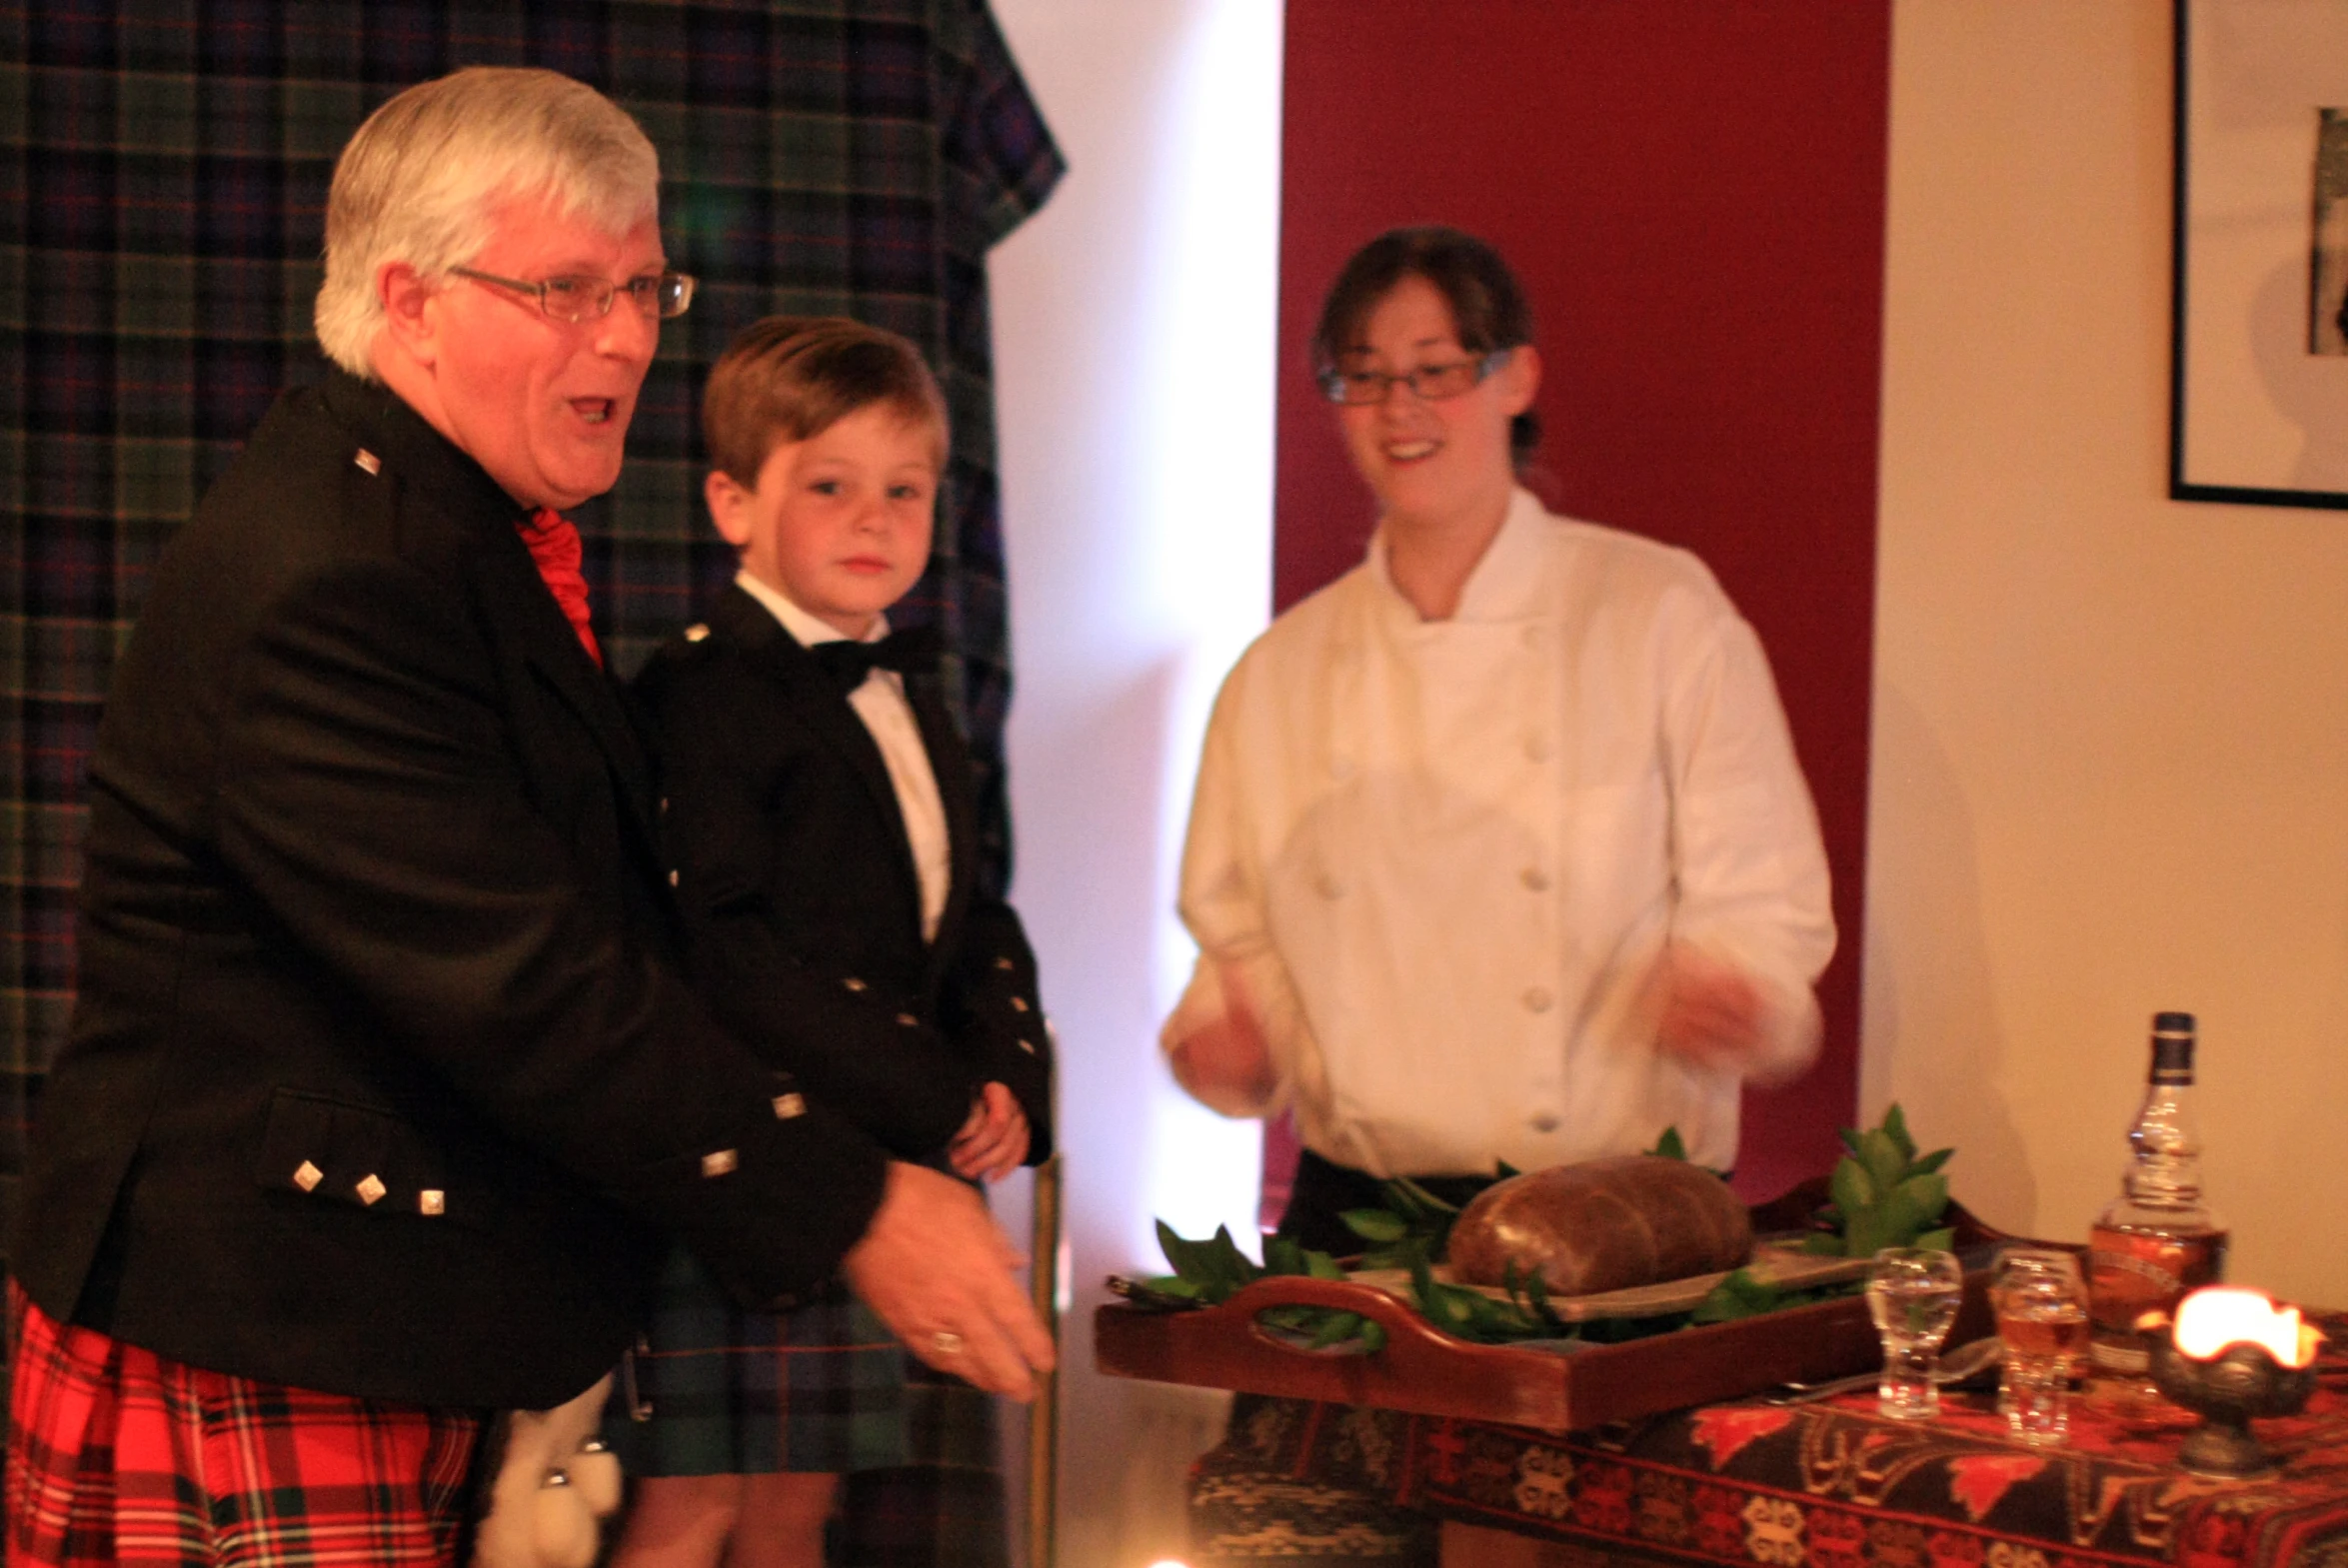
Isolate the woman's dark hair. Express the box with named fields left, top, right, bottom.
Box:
left=1311, top=225, right=1540, bottom=465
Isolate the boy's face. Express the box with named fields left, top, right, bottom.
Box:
left=707, top=403, right=940, bottom=640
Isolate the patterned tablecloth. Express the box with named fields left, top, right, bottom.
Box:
left=1192, top=1316, right=2348, bottom=1568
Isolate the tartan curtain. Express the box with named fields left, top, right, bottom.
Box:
left=0, top=0, right=1064, bottom=1284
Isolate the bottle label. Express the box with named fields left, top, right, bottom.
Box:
left=2092, top=1339, right=2151, bottom=1374
left=2086, top=1225, right=2227, bottom=1374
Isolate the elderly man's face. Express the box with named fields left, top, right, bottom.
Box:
left=425, top=193, right=664, bottom=511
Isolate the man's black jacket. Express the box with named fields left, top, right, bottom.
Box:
left=15, top=371, right=889, bottom=1408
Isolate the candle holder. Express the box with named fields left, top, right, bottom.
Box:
left=2140, top=1288, right=2324, bottom=1479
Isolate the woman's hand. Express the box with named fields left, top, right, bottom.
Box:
left=1167, top=959, right=1278, bottom=1111
left=1655, top=944, right=1771, bottom=1070
left=950, top=1081, right=1031, bottom=1181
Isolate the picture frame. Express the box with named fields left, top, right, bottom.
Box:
left=2171, top=0, right=2348, bottom=509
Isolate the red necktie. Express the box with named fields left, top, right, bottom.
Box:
left=516, top=508, right=603, bottom=668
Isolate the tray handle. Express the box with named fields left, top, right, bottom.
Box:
left=1220, top=1273, right=1459, bottom=1359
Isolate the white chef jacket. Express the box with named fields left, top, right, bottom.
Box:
left=1165, top=489, right=1834, bottom=1177
left=736, top=572, right=952, bottom=942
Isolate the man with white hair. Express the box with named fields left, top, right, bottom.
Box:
left=5, top=66, right=1051, bottom=1566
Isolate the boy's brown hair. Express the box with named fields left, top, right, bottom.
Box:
left=702, top=315, right=950, bottom=484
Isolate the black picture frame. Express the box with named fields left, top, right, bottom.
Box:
left=2171, top=0, right=2348, bottom=510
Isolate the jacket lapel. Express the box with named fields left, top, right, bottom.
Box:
left=319, top=370, right=662, bottom=852
left=713, top=588, right=928, bottom=932
left=480, top=521, right=661, bottom=848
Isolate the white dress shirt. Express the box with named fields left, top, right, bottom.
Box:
left=1164, top=489, right=1835, bottom=1176
left=736, top=572, right=951, bottom=943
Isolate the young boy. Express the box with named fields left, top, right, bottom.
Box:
left=611, top=317, right=1053, bottom=1568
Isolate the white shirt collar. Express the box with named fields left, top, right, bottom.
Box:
left=1366, top=486, right=1550, bottom=625
left=735, top=570, right=889, bottom=650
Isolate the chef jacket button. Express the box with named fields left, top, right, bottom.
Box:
left=1524, top=735, right=1551, bottom=762
left=1019, top=1037, right=1037, bottom=1054
left=1522, top=986, right=1555, bottom=1013
left=685, top=624, right=711, bottom=643
left=667, top=868, right=680, bottom=887
left=419, top=1189, right=446, bottom=1216
left=1520, top=866, right=1550, bottom=892
left=701, top=1148, right=739, bottom=1177
left=844, top=976, right=868, bottom=992
left=355, top=1173, right=387, bottom=1206
left=353, top=448, right=382, bottom=476
left=996, top=955, right=1015, bottom=971
left=896, top=1012, right=919, bottom=1027
left=293, top=1160, right=324, bottom=1192
left=660, top=796, right=671, bottom=815
left=1315, top=872, right=1343, bottom=899
left=773, top=1091, right=807, bottom=1119
left=1529, top=1111, right=1561, bottom=1133
left=1010, top=996, right=1030, bottom=1013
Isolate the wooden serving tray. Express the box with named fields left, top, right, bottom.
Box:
left=1094, top=1186, right=2011, bottom=1433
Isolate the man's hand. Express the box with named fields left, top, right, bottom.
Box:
left=950, top=1082, right=1031, bottom=1182
left=841, top=1161, right=1056, bottom=1400
left=1654, top=944, right=1771, bottom=1070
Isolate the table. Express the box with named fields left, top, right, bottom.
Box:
left=1182, top=1318, right=2348, bottom=1568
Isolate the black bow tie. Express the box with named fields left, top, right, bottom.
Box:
left=809, top=626, right=943, bottom=694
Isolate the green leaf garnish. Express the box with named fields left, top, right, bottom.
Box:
left=1340, top=1207, right=1410, bottom=1243
left=1147, top=1104, right=1958, bottom=1347
left=1804, top=1104, right=1955, bottom=1257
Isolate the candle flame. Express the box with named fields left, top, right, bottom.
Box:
left=2172, top=1287, right=2325, bottom=1369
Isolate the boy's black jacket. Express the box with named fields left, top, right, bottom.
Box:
left=634, top=582, right=1055, bottom=1166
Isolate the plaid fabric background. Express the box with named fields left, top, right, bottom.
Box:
left=0, top=0, right=1064, bottom=1330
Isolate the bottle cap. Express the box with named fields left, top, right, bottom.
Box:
left=2151, top=1011, right=2195, bottom=1082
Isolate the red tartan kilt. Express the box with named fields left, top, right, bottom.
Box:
left=5, top=1281, right=484, bottom=1567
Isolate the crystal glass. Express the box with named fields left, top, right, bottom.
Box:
left=1867, top=1246, right=1965, bottom=1420
left=1993, top=1247, right=2089, bottom=1445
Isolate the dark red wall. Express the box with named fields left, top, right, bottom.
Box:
left=1269, top=0, right=1890, bottom=1205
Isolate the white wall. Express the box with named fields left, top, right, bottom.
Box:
left=1870, top=1, right=2348, bottom=1305
left=986, top=2, right=1283, bottom=1563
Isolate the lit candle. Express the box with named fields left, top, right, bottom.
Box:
left=2171, top=1287, right=2324, bottom=1369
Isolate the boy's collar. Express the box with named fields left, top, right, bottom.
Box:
left=734, top=569, right=888, bottom=649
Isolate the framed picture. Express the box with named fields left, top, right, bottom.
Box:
left=2172, top=0, right=2348, bottom=508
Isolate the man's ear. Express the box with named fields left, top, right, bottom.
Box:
left=705, top=469, right=755, bottom=549
left=377, top=262, right=439, bottom=369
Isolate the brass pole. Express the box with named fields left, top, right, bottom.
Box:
left=1026, top=1149, right=1063, bottom=1568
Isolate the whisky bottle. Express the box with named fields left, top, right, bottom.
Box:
left=2086, top=1012, right=2229, bottom=1375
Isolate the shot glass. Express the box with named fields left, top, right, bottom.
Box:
left=1992, top=1247, right=2088, bottom=1446
left=1866, top=1246, right=1965, bottom=1420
